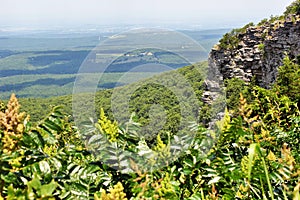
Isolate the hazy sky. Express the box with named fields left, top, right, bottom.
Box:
left=0, top=0, right=295, bottom=28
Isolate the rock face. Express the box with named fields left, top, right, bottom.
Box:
left=201, top=13, right=300, bottom=129
left=209, top=15, right=300, bottom=88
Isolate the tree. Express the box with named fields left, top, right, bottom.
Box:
left=284, top=0, right=300, bottom=16
left=274, top=56, right=300, bottom=103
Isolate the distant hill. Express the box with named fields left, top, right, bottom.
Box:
left=0, top=29, right=227, bottom=99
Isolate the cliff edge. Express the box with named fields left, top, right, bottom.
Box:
left=209, top=3, right=300, bottom=88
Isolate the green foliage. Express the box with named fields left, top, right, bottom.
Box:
left=257, top=18, right=269, bottom=26
left=0, top=95, right=106, bottom=199
left=273, top=55, right=300, bottom=102
left=218, top=31, right=240, bottom=50
left=257, top=43, right=265, bottom=51
left=225, top=78, right=248, bottom=111
left=6, top=174, right=58, bottom=199
left=269, top=15, right=284, bottom=24
left=284, top=0, right=300, bottom=16
left=219, top=0, right=300, bottom=53
left=218, top=23, right=255, bottom=50
left=18, top=62, right=207, bottom=135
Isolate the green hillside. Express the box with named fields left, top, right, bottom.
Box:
left=17, top=61, right=208, bottom=130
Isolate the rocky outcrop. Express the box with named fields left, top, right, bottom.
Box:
left=201, top=12, right=300, bottom=129
left=209, top=15, right=300, bottom=88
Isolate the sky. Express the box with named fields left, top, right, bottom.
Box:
left=0, top=0, right=295, bottom=29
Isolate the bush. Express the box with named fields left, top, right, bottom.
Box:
left=225, top=78, right=248, bottom=111
left=273, top=55, right=300, bottom=103
left=218, top=23, right=254, bottom=50
left=284, top=0, right=300, bottom=16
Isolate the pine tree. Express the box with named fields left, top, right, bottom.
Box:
left=274, top=56, right=300, bottom=102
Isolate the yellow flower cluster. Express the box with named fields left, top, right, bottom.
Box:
left=43, top=145, right=58, bottom=157
left=267, top=150, right=277, bottom=162
left=0, top=94, right=28, bottom=154
left=96, top=182, right=127, bottom=200
left=216, top=108, right=231, bottom=132
left=98, top=108, right=119, bottom=142
left=154, top=172, right=175, bottom=199
left=154, top=134, right=170, bottom=158
left=154, top=134, right=166, bottom=152
left=235, top=184, right=249, bottom=199
left=8, top=155, right=23, bottom=172
left=241, top=155, right=258, bottom=176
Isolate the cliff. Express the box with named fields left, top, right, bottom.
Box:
left=208, top=15, right=300, bottom=88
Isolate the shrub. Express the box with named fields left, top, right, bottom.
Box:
left=218, top=23, right=254, bottom=50
left=284, top=0, right=300, bottom=16
left=273, top=55, right=300, bottom=102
